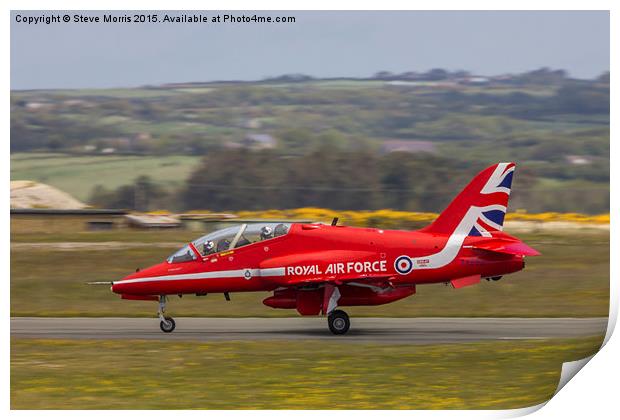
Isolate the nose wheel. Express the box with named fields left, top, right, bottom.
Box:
left=157, top=295, right=176, bottom=333
left=327, top=309, right=350, bottom=335
left=160, top=316, right=176, bottom=333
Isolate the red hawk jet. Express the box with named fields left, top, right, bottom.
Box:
left=106, top=162, right=539, bottom=334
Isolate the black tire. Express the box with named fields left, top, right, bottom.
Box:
left=160, top=316, right=176, bottom=333
left=328, top=310, right=350, bottom=335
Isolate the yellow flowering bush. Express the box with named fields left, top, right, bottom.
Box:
left=153, top=207, right=608, bottom=226
left=229, top=208, right=609, bottom=226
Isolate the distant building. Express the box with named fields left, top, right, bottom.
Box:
left=11, top=208, right=128, bottom=234
left=380, top=140, right=436, bottom=155
left=63, top=99, right=89, bottom=107
left=83, top=145, right=97, bottom=152
left=385, top=81, right=425, bottom=87
left=126, top=213, right=181, bottom=229
left=566, top=155, right=592, bottom=165
left=241, top=118, right=262, bottom=129
left=242, top=134, right=276, bottom=150
left=25, top=101, right=52, bottom=111
left=459, top=76, right=490, bottom=85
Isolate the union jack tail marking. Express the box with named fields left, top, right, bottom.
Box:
left=422, top=162, right=515, bottom=236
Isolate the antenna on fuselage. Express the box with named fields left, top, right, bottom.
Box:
left=331, top=217, right=339, bottom=226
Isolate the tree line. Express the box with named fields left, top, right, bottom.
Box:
left=90, top=149, right=608, bottom=214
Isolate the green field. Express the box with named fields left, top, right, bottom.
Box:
left=11, top=153, right=201, bottom=202
left=10, top=336, right=603, bottom=409
left=10, top=231, right=609, bottom=317
left=14, top=88, right=191, bottom=98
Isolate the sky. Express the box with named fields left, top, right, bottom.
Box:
left=10, top=10, right=610, bottom=90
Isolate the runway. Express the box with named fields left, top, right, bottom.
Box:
left=11, top=317, right=608, bottom=344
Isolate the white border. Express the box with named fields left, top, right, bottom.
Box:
left=4, top=1, right=615, bottom=419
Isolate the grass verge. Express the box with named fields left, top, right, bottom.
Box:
left=11, top=335, right=604, bottom=409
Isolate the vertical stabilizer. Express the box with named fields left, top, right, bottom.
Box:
left=421, top=163, right=515, bottom=237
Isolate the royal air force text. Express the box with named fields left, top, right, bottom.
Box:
left=286, top=261, right=388, bottom=277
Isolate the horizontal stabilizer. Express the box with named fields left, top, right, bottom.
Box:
left=473, top=241, right=540, bottom=256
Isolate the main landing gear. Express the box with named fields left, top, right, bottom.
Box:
left=327, top=309, right=350, bottom=335
left=158, top=295, right=176, bottom=333
left=323, top=285, right=350, bottom=335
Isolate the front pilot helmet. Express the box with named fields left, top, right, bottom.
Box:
left=260, top=226, right=273, bottom=238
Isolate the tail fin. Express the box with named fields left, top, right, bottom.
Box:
left=422, top=163, right=515, bottom=236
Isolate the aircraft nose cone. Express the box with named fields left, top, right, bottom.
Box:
left=112, top=261, right=169, bottom=295
left=111, top=279, right=133, bottom=295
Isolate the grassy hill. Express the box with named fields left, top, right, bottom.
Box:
left=10, top=71, right=609, bottom=211
left=11, top=153, right=201, bottom=202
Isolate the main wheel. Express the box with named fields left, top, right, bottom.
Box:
left=160, top=316, right=176, bottom=333
left=328, top=310, right=350, bottom=335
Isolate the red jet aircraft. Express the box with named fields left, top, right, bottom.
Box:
left=105, top=162, right=539, bottom=334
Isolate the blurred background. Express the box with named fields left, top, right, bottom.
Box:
left=10, top=11, right=609, bottom=215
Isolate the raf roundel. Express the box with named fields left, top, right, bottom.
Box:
left=394, top=255, right=414, bottom=275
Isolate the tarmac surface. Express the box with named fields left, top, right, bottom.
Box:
left=11, top=317, right=608, bottom=344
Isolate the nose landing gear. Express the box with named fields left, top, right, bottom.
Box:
left=158, top=295, right=176, bottom=333
left=160, top=316, right=176, bottom=333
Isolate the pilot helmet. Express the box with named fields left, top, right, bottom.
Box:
left=274, top=223, right=288, bottom=237
left=203, top=240, right=215, bottom=253
left=260, top=226, right=273, bottom=239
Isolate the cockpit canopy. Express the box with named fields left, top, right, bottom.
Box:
left=167, top=223, right=291, bottom=263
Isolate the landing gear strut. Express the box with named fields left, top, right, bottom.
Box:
left=158, top=295, right=176, bottom=333
left=328, top=309, right=350, bottom=335
left=323, top=285, right=349, bottom=335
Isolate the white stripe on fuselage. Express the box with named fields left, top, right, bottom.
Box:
left=114, top=267, right=286, bottom=285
